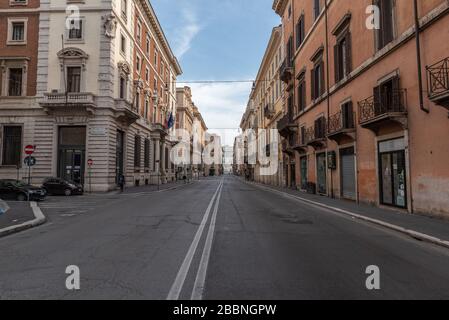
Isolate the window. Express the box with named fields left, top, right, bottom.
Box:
left=297, top=75, right=306, bottom=113
left=144, top=139, right=150, bottom=168
left=286, top=36, right=294, bottom=66
left=10, top=0, right=28, bottom=4
left=314, top=116, right=326, bottom=139
left=121, top=0, right=127, bottom=20
left=136, top=21, right=141, bottom=43
left=68, top=19, right=83, bottom=40
left=144, top=99, right=149, bottom=119
left=8, top=68, right=23, bottom=96
left=146, top=35, right=150, bottom=54
left=152, top=104, right=157, bottom=123
left=314, top=0, right=321, bottom=20
left=134, top=135, right=141, bottom=167
left=2, top=126, right=22, bottom=166
left=376, top=0, right=395, bottom=50
left=145, top=67, right=149, bottom=82
left=311, top=54, right=325, bottom=100
left=136, top=56, right=141, bottom=71
left=12, top=22, right=25, bottom=41
left=288, top=5, right=292, bottom=19
left=295, top=15, right=305, bottom=50
left=119, top=76, right=126, bottom=99
left=334, top=31, right=352, bottom=82
left=66, top=67, right=81, bottom=93
left=341, top=101, right=354, bottom=129
left=135, top=92, right=140, bottom=109
left=8, top=19, right=27, bottom=44
left=120, top=34, right=126, bottom=54
left=154, top=50, right=158, bottom=67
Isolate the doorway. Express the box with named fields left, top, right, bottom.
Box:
left=58, top=127, right=86, bottom=185
left=116, top=130, right=124, bottom=184
left=300, top=156, right=307, bottom=190
left=340, top=147, right=356, bottom=200
left=378, top=138, right=407, bottom=208
left=316, top=153, right=327, bottom=194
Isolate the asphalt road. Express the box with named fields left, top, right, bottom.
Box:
left=0, top=176, right=448, bottom=299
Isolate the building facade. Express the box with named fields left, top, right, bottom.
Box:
left=0, top=0, right=181, bottom=191
left=175, top=86, right=208, bottom=179
left=0, top=0, right=40, bottom=181
left=243, top=25, right=285, bottom=187
left=273, top=0, right=449, bottom=218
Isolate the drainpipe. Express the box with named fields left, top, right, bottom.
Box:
left=324, top=0, right=334, bottom=198
left=414, top=0, right=429, bottom=113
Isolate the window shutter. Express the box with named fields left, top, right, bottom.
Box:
left=391, top=75, right=400, bottom=111
left=345, top=32, right=352, bottom=75
left=311, top=69, right=315, bottom=100
left=319, top=60, right=325, bottom=95
left=334, top=44, right=340, bottom=83
left=373, top=85, right=381, bottom=116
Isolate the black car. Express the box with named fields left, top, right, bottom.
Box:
left=0, top=179, right=47, bottom=201
left=42, top=177, right=83, bottom=196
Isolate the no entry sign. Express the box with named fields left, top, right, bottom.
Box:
left=25, top=145, right=35, bottom=155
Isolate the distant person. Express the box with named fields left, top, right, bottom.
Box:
left=118, top=174, right=125, bottom=192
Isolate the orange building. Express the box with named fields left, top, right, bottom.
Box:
left=273, top=0, right=449, bottom=218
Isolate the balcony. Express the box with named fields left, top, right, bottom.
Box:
left=291, top=132, right=307, bottom=154
left=358, top=89, right=407, bottom=133
left=427, top=56, right=449, bottom=110
left=281, top=140, right=294, bottom=156
left=277, top=113, right=296, bottom=138
left=264, top=104, right=275, bottom=119
left=279, top=59, right=293, bottom=84
left=153, top=122, right=169, bottom=137
left=40, top=92, right=96, bottom=114
left=327, top=110, right=356, bottom=144
left=115, top=99, right=139, bottom=126
left=306, top=119, right=327, bottom=149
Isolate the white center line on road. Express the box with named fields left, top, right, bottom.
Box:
left=167, top=178, right=224, bottom=300
left=191, top=178, right=224, bottom=300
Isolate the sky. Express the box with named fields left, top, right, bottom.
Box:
left=151, top=0, right=280, bottom=145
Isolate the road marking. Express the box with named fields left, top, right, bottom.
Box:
left=167, top=179, right=224, bottom=300
left=191, top=179, right=224, bottom=300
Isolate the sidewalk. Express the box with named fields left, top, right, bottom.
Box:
left=244, top=179, right=449, bottom=246
left=0, top=201, right=46, bottom=237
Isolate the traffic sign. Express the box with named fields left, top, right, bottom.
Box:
left=25, top=145, right=35, bottom=155
left=24, top=156, right=36, bottom=167
left=87, top=159, right=93, bottom=167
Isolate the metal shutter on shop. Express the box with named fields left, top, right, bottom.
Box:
left=341, top=152, right=356, bottom=200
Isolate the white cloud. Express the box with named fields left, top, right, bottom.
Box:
left=187, top=81, right=252, bottom=146
left=174, top=9, right=201, bottom=59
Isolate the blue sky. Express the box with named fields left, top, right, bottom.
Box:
left=151, top=0, right=280, bottom=145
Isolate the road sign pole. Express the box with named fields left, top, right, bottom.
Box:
left=26, top=157, right=31, bottom=185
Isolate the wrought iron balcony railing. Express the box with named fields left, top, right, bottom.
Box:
left=279, top=58, right=293, bottom=83
left=264, top=103, right=275, bottom=119
left=358, top=89, right=407, bottom=124
left=427, top=56, right=449, bottom=100
left=328, top=110, right=355, bottom=134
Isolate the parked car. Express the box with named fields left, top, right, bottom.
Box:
left=42, top=177, right=83, bottom=196
left=0, top=179, right=47, bottom=201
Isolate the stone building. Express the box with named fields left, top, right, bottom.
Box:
left=273, top=0, right=449, bottom=217
left=0, top=0, right=181, bottom=191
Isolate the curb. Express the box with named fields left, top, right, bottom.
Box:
left=0, top=202, right=47, bottom=238
left=245, top=180, right=449, bottom=250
